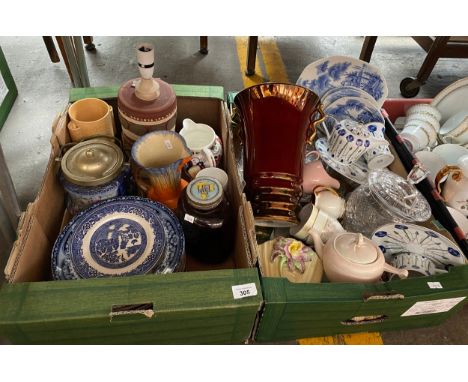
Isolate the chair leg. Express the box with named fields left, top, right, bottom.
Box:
left=42, top=36, right=60, bottom=63
left=56, top=36, right=75, bottom=86
left=199, top=36, right=208, bottom=54
left=83, top=36, right=96, bottom=51
left=359, top=36, right=377, bottom=62
left=415, top=36, right=450, bottom=84
left=246, top=36, right=258, bottom=76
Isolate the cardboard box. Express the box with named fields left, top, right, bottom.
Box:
left=226, top=93, right=468, bottom=343
left=0, top=46, right=17, bottom=130
left=0, top=85, right=262, bottom=344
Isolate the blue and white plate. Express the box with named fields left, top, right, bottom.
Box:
left=371, top=223, right=467, bottom=268
left=51, top=221, right=80, bottom=280
left=69, top=198, right=167, bottom=278
left=321, top=86, right=378, bottom=110
left=315, top=137, right=369, bottom=185
left=297, top=55, right=388, bottom=107
left=325, top=96, right=384, bottom=126
left=51, top=196, right=185, bottom=280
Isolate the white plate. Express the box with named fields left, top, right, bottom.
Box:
left=432, top=77, right=468, bottom=124
left=297, top=55, right=388, bottom=107
left=315, top=137, right=369, bottom=185
left=372, top=223, right=466, bottom=268
left=321, top=86, right=378, bottom=110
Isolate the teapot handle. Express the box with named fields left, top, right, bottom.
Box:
left=307, top=104, right=326, bottom=145
left=434, top=165, right=463, bottom=196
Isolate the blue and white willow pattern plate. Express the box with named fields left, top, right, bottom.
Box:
left=69, top=198, right=167, bottom=279
left=297, top=56, right=388, bottom=107
left=325, top=96, right=384, bottom=125
left=321, top=86, right=378, bottom=110
left=371, top=223, right=466, bottom=268
left=51, top=196, right=185, bottom=280
left=315, top=137, right=369, bottom=185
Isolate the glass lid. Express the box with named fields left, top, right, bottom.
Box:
left=368, top=170, right=431, bottom=222
left=61, top=138, right=124, bottom=187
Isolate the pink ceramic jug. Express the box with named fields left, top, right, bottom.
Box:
left=302, top=151, right=340, bottom=193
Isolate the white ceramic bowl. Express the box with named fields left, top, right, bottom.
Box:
left=439, top=110, right=468, bottom=145
left=447, top=206, right=468, bottom=240
left=196, top=167, right=229, bottom=191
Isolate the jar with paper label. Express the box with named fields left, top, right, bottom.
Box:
left=176, top=177, right=233, bottom=264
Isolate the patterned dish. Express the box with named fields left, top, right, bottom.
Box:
left=325, top=96, right=384, bottom=125
left=371, top=223, right=466, bottom=268
left=321, top=86, right=378, bottom=110
left=69, top=198, right=167, bottom=278
left=296, top=55, right=388, bottom=107
left=51, top=196, right=185, bottom=280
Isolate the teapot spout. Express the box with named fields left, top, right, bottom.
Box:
left=383, top=262, right=409, bottom=279
left=308, top=228, right=325, bottom=259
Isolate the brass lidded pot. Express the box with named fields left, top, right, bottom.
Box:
left=60, top=138, right=126, bottom=214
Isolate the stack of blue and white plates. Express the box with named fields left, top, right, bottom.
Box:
left=51, top=196, right=185, bottom=280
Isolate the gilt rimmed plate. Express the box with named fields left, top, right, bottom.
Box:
left=371, top=223, right=466, bottom=268
left=296, top=55, right=388, bottom=107
left=70, top=198, right=166, bottom=278
left=432, top=77, right=468, bottom=124
left=315, top=137, right=369, bottom=185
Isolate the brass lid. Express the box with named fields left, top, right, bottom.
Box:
left=61, top=139, right=124, bottom=186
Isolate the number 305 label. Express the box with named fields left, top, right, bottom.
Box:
left=232, top=283, right=258, bottom=299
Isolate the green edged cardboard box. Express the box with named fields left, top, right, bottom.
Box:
left=0, top=46, right=17, bottom=130
left=227, top=91, right=468, bottom=343
left=0, top=85, right=262, bottom=344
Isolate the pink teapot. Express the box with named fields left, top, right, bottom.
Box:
left=308, top=229, right=408, bottom=283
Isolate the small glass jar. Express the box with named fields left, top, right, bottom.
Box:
left=176, top=177, right=233, bottom=264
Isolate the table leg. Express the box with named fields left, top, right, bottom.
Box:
left=199, top=36, right=208, bottom=54
left=246, top=36, right=258, bottom=76
left=415, top=36, right=450, bottom=84
left=359, top=36, right=378, bottom=62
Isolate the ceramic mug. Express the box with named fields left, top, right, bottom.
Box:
left=362, top=122, right=395, bottom=169
left=302, top=151, right=340, bottom=193
left=314, top=186, right=346, bottom=220
left=405, top=112, right=440, bottom=133
left=435, top=155, right=468, bottom=217
left=432, top=143, right=468, bottom=165
left=400, top=121, right=438, bottom=152
left=390, top=253, right=447, bottom=278
left=289, top=202, right=344, bottom=245
left=68, top=98, right=115, bottom=142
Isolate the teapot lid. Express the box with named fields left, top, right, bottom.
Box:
left=61, top=138, right=124, bottom=186
left=118, top=78, right=177, bottom=123
left=368, top=169, right=431, bottom=222
left=334, top=233, right=378, bottom=264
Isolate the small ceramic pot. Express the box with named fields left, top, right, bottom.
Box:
left=362, top=122, right=394, bottom=169
left=196, top=167, right=229, bottom=191
left=179, top=118, right=223, bottom=178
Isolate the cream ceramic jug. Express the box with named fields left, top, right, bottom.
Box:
left=308, top=229, right=408, bottom=283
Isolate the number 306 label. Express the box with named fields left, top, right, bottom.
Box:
left=232, top=283, right=258, bottom=299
